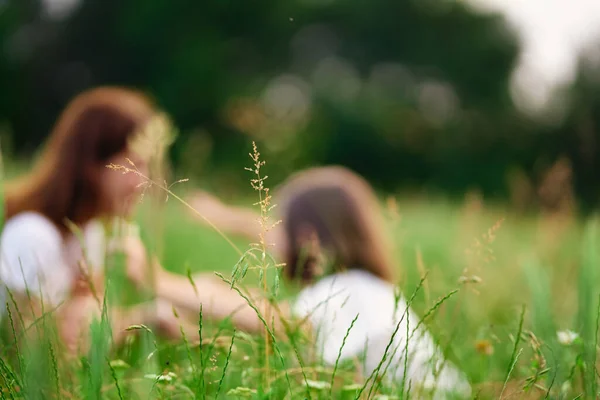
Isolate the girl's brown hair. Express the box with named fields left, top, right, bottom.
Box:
left=277, top=166, right=395, bottom=283
left=5, top=87, right=156, bottom=231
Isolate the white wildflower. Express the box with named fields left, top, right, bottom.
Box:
left=557, top=330, right=579, bottom=346
left=560, top=380, right=572, bottom=396
left=144, top=372, right=177, bottom=383
left=306, top=380, right=331, bottom=390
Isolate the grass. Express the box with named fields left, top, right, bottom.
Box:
left=1, top=151, right=600, bottom=398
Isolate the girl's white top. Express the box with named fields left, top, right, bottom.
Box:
left=0, top=212, right=106, bottom=310
left=293, top=270, right=471, bottom=398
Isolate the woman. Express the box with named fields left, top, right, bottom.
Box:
left=128, top=167, right=471, bottom=397
left=0, top=86, right=170, bottom=351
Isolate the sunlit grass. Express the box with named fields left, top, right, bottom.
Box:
left=0, top=152, right=598, bottom=398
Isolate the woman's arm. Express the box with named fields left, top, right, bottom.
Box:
left=126, top=246, right=295, bottom=337
left=186, top=191, right=285, bottom=254
left=188, top=191, right=262, bottom=239
left=156, top=270, right=291, bottom=334
left=124, top=235, right=304, bottom=341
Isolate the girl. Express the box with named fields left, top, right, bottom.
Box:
left=128, top=166, right=471, bottom=397
left=0, top=86, right=170, bottom=351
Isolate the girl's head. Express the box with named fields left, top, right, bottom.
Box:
left=278, top=166, right=395, bottom=284
left=6, top=87, right=158, bottom=230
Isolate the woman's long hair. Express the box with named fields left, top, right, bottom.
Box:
left=277, top=166, right=395, bottom=283
left=5, top=87, right=156, bottom=231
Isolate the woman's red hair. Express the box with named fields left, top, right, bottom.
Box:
left=5, top=87, right=156, bottom=231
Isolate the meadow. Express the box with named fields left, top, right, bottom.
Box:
left=0, top=152, right=597, bottom=399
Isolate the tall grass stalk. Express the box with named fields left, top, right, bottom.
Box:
left=505, top=305, right=526, bottom=381
left=245, top=141, right=281, bottom=392
left=400, top=307, right=410, bottom=398
left=329, top=314, right=359, bottom=397
left=47, top=339, right=59, bottom=397
left=198, top=304, right=205, bottom=399
left=578, top=218, right=599, bottom=396
left=107, top=357, right=124, bottom=400
left=216, top=331, right=235, bottom=398
left=500, top=348, right=523, bottom=399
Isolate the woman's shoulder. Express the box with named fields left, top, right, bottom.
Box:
left=2, top=212, right=62, bottom=244
left=0, top=212, right=64, bottom=288
left=1, top=212, right=64, bottom=264
left=0, top=212, right=74, bottom=305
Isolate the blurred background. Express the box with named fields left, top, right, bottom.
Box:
left=1, top=0, right=599, bottom=210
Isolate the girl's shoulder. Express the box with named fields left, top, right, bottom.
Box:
left=293, top=270, right=396, bottom=317
left=312, top=269, right=394, bottom=294
left=2, top=212, right=62, bottom=247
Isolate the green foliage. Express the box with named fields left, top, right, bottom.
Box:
left=1, top=198, right=599, bottom=398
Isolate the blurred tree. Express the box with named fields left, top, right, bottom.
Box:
left=4, top=0, right=597, bottom=207
left=0, top=0, right=42, bottom=152
left=551, top=42, right=600, bottom=209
